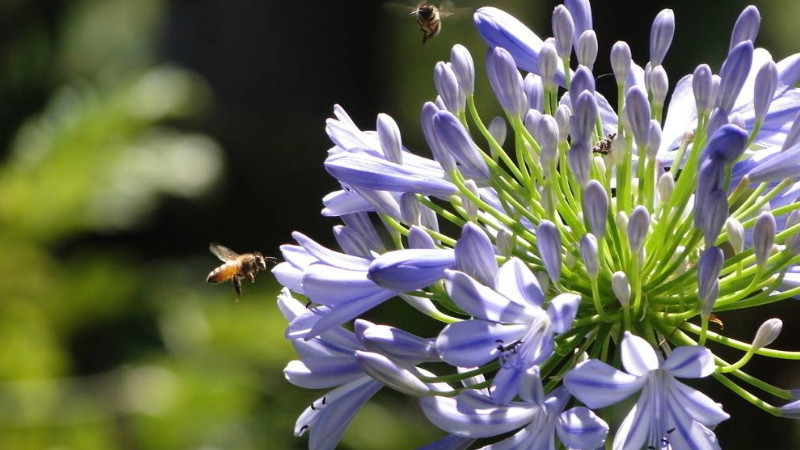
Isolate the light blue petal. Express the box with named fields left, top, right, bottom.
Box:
left=746, top=140, right=800, bottom=183
left=419, top=394, right=538, bottom=438
left=612, top=385, right=653, bottom=450
left=494, top=258, right=544, bottom=308
left=665, top=402, right=722, bottom=450
left=368, top=248, right=455, bottom=292
left=556, top=406, right=609, bottom=450
left=437, top=320, right=527, bottom=367
left=277, top=288, right=308, bottom=321
left=777, top=52, right=800, bottom=98
left=418, top=435, right=476, bottom=450
left=473, top=7, right=566, bottom=86
left=480, top=426, right=540, bottom=450
left=546, top=293, right=581, bottom=333
left=357, top=321, right=439, bottom=362
left=662, top=346, right=715, bottom=378
left=620, top=331, right=659, bottom=376
left=445, top=270, right=532, bottom=322
left=321, top=189, right=380, bottom=217
left=333, top=225, right=372, bottom=259
left=305, top=290, right=395, bottom=339
left=490, top=365, right=524, bottom=405
left=518, top=366, right=544, bottom=405
left=564, top=360, right=646, bottom=409
left=325, top=151, right=458, bottom=196
left=657, top=74, right=696, bottom=158
left=284, top=357, right=361, bottom=389
left=306, top=377, right=382, bottom=450
left=667, top=378, right=730, bottom=426
left=293, top=231, right=371, bottom=271
left=303, top=263, right=383, bottom=306
left=354, top=351, right=431, bottom=396
left=455, top=223, right=499, bottom=286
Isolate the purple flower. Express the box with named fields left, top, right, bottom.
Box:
left=436, top=257, right=580, bottom=404
left=420, top=367, right=608, bottom=448
left=564, top=332, right=729, bottom=449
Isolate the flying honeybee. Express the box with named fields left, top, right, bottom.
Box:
left=386, top=1, right=470, bottom=44
left=206, top=243, right=274, bottom=299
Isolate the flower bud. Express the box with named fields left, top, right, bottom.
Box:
left=647, top=120, right=662, bottom=160
left=700, top=281, right=720, bottom=317
left=422, top=102, right=456, bottom=172
left=612, top=271, right=631, bottom=306
left=355, top=319, right=438, bottom=361
left=628, top=206, right=650, bottom=254
left=784, top=209, right=800, bottom=253
left=571, top=90, right=598, bottom=145
left=538, top=115, right=560, bottom=164
left=704, top=124, right=749, bottom=164
left=693, top=64, right=713, bottom=114
left=537, top=220, right=562, bottom=282
left=570, top=66, right=596, bottom=108
left=649, top=9, right=675, bottom=66
left=523, top=73, right=544, bottom=112
left=400, top=192, right=421, bottom=225
left=729, top=5, right=760, bottom=51
left=565, top=0, right=593, bottom=40
left=555, top=104, right=572, bottom=142
left=580, top=233, right=599, bottom=277
left=434, top=62, right=464, bottom=114
left=616, top=211, right=629, bottom=234
left=725, top=217, right=745, bottom=254
left=702, top=189, right=729, bottom=247
left=450, top=44, right=475, bottom=96
left=648, top=65, right=669, bottom=109
left=488, top=116, right=507, bottom=147
left=355, top=351, right=431, bottom=396
left=583, top=180, right=608, bottom=238
left=408, top=225, right=436, bottom=250
left=496, top=228, right=515, bottom=257
left=717, top=41, right=754, bottom=113
left=782, top=111, right=800, bottom=151
left=657, top=172, right=674, bottom=204
left=568, top=143, right=592, bottom=186
left=625, top=86, right=651, bottom=149
left=698, top=246, right=724, bottom=302
left=334, top=225, right=371, bottom=258
left=611, top=41, right=632, bottom=85
left=754, top=212, right=776, bottom=268
left=539, top=42, right=559, bottom=88
left=377, top=113, right=403, bottom=164
left=455, top=222, right=498, bottom=286
left=577, top=30, right=598, bottom=70
left=461, top=179, right=480, bottom=221
left=486, top=47, right=527, bottom=117
left=433, top=110, right=490, bottom=182
left=752, top=318, right=782, bottom=350
left=706, top=108, right=729, bottom=138
left=552, top=5, right=575, bottom=59
left=524, top=109, right=543, bottom=139
left=754, top=60, right=778, bottom=124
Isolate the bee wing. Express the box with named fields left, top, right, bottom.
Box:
left=384, top=2, right=416, bottom=16
left=439, top=1, right=471, bottom=19
left=209, top=243, right=239, bottom=262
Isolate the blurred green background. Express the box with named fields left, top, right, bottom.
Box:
left=1, top=0, right=799, bottom=448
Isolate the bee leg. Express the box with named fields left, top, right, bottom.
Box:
left=233, top=275, right=242, bottom=299
left=248, top=272, right=256, bottom=283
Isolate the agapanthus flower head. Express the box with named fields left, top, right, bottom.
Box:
left=272, top=2, right=800, bottom=448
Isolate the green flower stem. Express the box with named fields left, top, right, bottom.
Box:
left=712, top=372, right=781, bottom=416
left=679, top=321, right=800, bottom=360
left=466, top=96, right=526, bottom=183
left=646, top=230, right=701, bottom=291
left=657, top=324, right=790, bottom=410
left=734, top=178, right=793, bottom=220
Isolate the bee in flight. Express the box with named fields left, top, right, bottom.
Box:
left=386, top=1, right=469, bottom=44
left=206, top=243, right=274, bottom=299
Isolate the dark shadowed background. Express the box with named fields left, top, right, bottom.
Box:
left=1, top=0, right=798, bottom=448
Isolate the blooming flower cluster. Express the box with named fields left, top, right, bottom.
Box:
left=273, top=2, right=800, bottom=448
